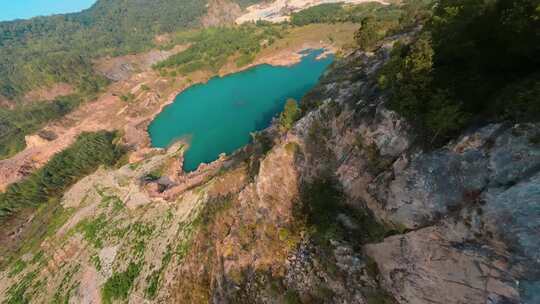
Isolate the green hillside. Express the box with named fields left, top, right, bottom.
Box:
left=0, top=0, right=259, bottom=102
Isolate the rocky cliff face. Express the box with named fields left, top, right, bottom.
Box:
left=289, top=40, right=540, bottom=303
left=1, top=37, right=538, bottom=304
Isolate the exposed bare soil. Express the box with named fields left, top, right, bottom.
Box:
left=23, top=83, right=75, bottom=103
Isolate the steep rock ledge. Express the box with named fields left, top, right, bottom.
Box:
left=288, top=37, right=540, bottom=303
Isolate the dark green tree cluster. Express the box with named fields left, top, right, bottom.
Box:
left=290, top=2, right=403, bottom=26
left=0, top=131, right=124, bottom=222
left=354, top=17, right=380, bottom=51
left=154, top=24, right=283, bottom=73
left=290, top=3, right=348, bottom=25
left=379, top=0, right=540, bottom=144
left=290, top=1, right=433, bottom=27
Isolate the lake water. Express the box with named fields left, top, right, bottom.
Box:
left=148, top=49, right=334, bottom=172
left=0, top=0, right=96, bottom=22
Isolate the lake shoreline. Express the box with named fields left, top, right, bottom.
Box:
left=148, top=48, right=334, bottom=172
left=0, top=22, right=353, bottom=189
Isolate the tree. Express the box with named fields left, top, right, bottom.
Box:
left=354, top=17, right=379, bottom=51
left=279, top=99, right=301, bottom=130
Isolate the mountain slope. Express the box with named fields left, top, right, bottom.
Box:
left=0, top=0, right=262, bottom=102
left=0, top=1, right=539, bottom=303
left=1, top=32, right=539, bottom=303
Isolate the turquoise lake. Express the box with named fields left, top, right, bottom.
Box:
left=148, top=50, right=334, bottom=172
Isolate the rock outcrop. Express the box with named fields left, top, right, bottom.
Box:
left=287, top=38, right=540, bottom=303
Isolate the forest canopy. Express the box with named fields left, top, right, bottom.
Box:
left=154, top=24, right=283, bottom=73
left=378, top=0, right=540, bottom=144
left=0, top=0, right=262, bottom=101
left=0, top=131, right=124, bottom=223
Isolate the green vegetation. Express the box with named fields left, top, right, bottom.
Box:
left=97, top=192, right=125, bottom=214
left=51, top=264, right=81, bottom=304
left=91, top=255, right=102, bottom=271
left=0, top=0, right=209, bottom=100
left=279, top=99, right=301, bottom=131
left=145, top=245, right=173, bottom=299
left=235, top=0, right=263, bottom=8
left=290, top=0, right=431, bottom=29
left=353, top=0, right=432, bottom=51
left=130, top=222, right=155, bottom=258
left=379, top=0, right=540, bottom=144
left=365, top=290, right=398, bottom=304
left=0, top=200, right=71, bottom=270
left=0, top=94, right=86, bottom=159
left=120, top=93, right=135, bottom=103
left=3, top=270, right=37, bottom=304
left=154, top=24, right=283, bottom=73
left=0, top=131, right=124, bottom=223
left=289, top=1, right=432, bottom=51
left=284, top=290, right=302, bottom=304
left=290, top=2, right=400, bottom=26
left=8, top=259, right=27, bottom=278
left=170, top=195, right=234, bottom=269
left=78, top=214, right=108, bottom=249
left=354, top=17, right=380, bottom=51
left=284, top=142, right=300, bottom=155
left=101, top=262, right=142, bottom=304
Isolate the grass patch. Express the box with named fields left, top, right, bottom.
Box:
left=30, top=251, right=45, bottom=266
left=101, top=262, right=142, bottom=304
left=120, top=93, right=135, bottom=103
left=8, top=259, right=27, bottom=278
left=91, top=254, right=102, bottom=271
left=98, top=191, right=125, bottom=214
left=144, top=164, right=167, bottom=182
left=78, top=214, right=108, bottom=248
left=4, top=270, right=38, bottom=304
left=145, top=244, right=173, bottom=299
left=52, top=264, right=81, bottom=304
